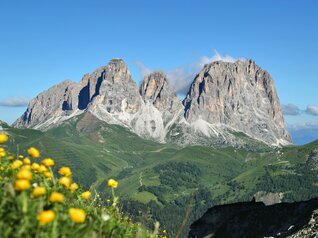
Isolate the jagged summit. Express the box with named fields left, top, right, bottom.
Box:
left=13, top=57, right=292, bottom=147
left=182, top=60, right=291, bottom=145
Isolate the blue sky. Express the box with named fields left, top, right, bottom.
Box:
left=0, top=0, right=317, bottom=144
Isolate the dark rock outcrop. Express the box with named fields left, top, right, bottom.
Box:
left=189, top=197, right=318, bottom=238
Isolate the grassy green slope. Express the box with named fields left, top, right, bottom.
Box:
left=3, top=114, right=318, bottom=236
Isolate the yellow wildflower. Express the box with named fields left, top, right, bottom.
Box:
left=44, top=171, right=52, bottom=179
left=11, top=160, right=23, bottom=170
left=81, top=191, right=91, bottom=200
left=70, top=183, right=79, bottom=192
left=0, top=148, right=6, bottom=157
left=0, top=133, right=8, bottom=144
left=42, top=158, right=54, bottom=167
left=32, top=186, right=46, bottom=198
left=8, top=155, right=14, bottom=160
left=18, top=155, right=24, bottom=159
left=14, top=179, right=31, bottom=191
left=59, top=167, right=72, bottom=177
left=27, top=147, right=40, bottom=158
left=37, top=165, right=47, bottom=173
left=16, top=169, right=33, bottom=180
left=31, top=162, right=40, bottom=170
left=49, top=192, right=65, bottom=203
left=69, top=208, right=86, bottom=223
left=22, top=165, right=31, bottom=170
left=107, top=179, right=118, bottom=188
left=59, top=176, right=71, bottom=188
left=23, top=158, right=31, bottom=165
left=37, top=210, right=55, bottom=225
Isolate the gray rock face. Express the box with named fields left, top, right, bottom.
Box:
left=137, top=71, right=184, bottom=140
left=183, top=60, right=291, bottom=145
left=14, top=59, right=143, bottom=130
left=140, top=71, right=183, bottom=125
left=13, top=58, right=292, bottom=146
left=14, top=80, right=79, bottom=129
left=88, top=59, right=144, bottom=127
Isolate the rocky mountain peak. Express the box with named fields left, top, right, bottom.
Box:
left=140, top=71, right=168, bottom=101
left=13, top=57, right=291, bottom=146
left=183, top=59, right=291, bottom=145
left=105, top=59, right=131, bottom=83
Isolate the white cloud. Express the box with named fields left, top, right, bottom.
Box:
left=306, top=105, right=318, bottom=116
left=135, top=50, right=244, bottom=95
left=135, top=61, right=152, bottom=79
left=0, top=97, right=29, bottom=107
left=281, top=104, right=301, bottom=115
left=196, top=50, right=245, bottom=69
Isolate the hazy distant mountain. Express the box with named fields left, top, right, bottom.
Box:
left=13, top=58, right=292, bottom=146
left=289, top=127, right=318, bottom=145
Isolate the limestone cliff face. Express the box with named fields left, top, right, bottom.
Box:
left=13, top=59, right=143, bottom=130
left=183, top=60, right=291, bottom=145
left=87, top=59, right=144, bottom=127
left=13, top=58, right=292, bottom=146
left=130, top=71, right=184, bottom=141
left=14, top=80, right=78, bottom=129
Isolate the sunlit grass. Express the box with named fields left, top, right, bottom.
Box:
left=0, top=133, right=165, bottom=238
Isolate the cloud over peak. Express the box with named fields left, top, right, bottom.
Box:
left=135, top=50, right=243, bottom=95
left=0, top=97, right=29, bottom=107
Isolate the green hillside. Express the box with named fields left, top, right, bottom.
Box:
left=3, top=113, right=318, bottom=237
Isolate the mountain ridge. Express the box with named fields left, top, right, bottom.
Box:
left=13, top=58, right=292, bottom=147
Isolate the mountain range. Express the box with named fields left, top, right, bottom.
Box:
left=13, top=58, right=292, bottom=147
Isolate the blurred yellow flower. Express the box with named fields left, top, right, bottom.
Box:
left=59, top=176, right=71, bottom=188
left=27, top=147, right=40, bottom=158
left=0, top=133, right=8, bottom=144
left=59, top=167, right=72, bottom=177
left=32, top=186, right=46, bottom=198
left=37, top=210, right=55, bottom=225
left=70, top=183, right=79, bottom=191
left=31, top=162, right=40, bottom=170
left=69, top=208, right=86, bottom=223
left=22, top=165, right=31, bottom=170
left=18, top=155, right=24, bottom=159
left=81, top=191, right=91, bottom=200
left=0, top=148, right=6, bottom=157
left=49, top=192, right=65, bottom=203
left=42, top=158, right=54, bottom=167
left=44, top=171, right=52, bottom=179
left=23, top=158, right=31, bottom=165
left=37, top=165, right=48, bottom=173
left=14, top=179, right=31, bottom=191
left=11, top=160, right=23, bottom=170
left=8, top=155, right=14, bottom=160
left=16, top=169, right=33, bottom=180
left=107, top=179, right=118, bottom=188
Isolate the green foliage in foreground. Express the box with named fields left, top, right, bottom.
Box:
left=0, top=145, right=157, bottom=238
